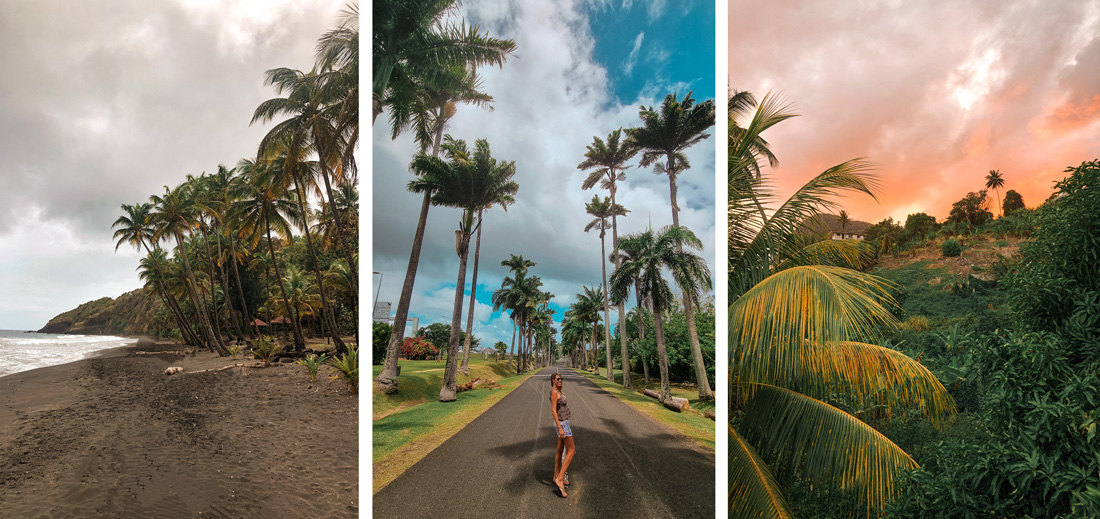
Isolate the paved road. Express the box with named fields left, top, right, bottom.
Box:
left=373, top=364, right=715, bottom=518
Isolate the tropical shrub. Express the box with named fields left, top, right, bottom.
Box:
left=884, top=331, right=1100, bottom=518
left=228, top=343, right=241, bottom=359
left=373, top=321, right=392, bottom=365
left=296, top=353, right=328, bottom=382
left=401, top=336, right=438, bottom=360
left=252, top=336, right=281, bottom=366
left=327, top=345, right=358, bottom=393
left=941, top=239, right=962, bottom=257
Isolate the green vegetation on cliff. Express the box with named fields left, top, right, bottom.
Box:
left=39, top=289, right=170, bottom=337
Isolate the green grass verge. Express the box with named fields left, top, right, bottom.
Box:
left=372, top=360, right=532, bottom=493
left=576, top=367, right=715, bottom=451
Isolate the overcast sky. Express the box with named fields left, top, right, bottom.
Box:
left=371, top=0, right=717, bottom=350
left=730, top=1, right=1100, bottom=225
left=0, top=0, right=349, bottom=331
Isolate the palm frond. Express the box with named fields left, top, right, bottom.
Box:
left=729, top=424, right=793, bottom=519
left=739, top=383, right=919, bottom=514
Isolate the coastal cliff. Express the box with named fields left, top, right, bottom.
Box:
left=38, top=289, right=168, bottom=337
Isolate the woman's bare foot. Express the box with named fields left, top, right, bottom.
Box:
left=554, top=478, right=567, bottom=498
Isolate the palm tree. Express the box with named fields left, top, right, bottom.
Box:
left=986, top=169, right=1005, bottom=217
left=421, top=138, right=518, bottom=402
left=459, top=139, right=518, bottom=375
left=837, top=209, right=851, bottom=238
left=579, top=128, right=638, bottom=388
left=231, top=157, right=306, bottom=350
left=377, top=65, right=501, bottom=394
left=728, top=89, right=779, bottom=178
left=113, top=203, right=201, bottom=347
left=372, top=0, right=516, bottom=124
left=727, top=90, right=956, bottom=517
left=493, top=254, right=536, bottom=370
left=610, top=226, right=711, bottom=402
left=252, top=68, right=353, bottom=353
left=584, top=195, right=628, bottom=381
left=149, top=183, right=229, bottom=356
left=626, top=90, right=716, bottom=401
left=314, top=4, right=359, bottom=182
left=572, top=285, right=605, bottom=375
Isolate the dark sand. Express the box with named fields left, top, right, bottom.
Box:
left=0, top=338, right=357, bottom=518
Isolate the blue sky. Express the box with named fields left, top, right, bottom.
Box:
left=371, top=0, right=717, bottom=352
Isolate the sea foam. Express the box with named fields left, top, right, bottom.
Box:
left=0, top=330, right=137, bottom=378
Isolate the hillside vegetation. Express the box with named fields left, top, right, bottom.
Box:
left=38, top=289, right=170, bottom=337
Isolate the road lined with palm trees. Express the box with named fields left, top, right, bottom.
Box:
left=372, top=365, right=715, bottom=518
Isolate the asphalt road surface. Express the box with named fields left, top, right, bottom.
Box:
left=373, top=364, right=716, bottom=518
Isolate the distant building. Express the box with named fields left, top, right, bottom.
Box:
left=803, top=213, right=873, bottom=241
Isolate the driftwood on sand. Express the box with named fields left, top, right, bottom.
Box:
left=164, top=364, right=266, bottom=376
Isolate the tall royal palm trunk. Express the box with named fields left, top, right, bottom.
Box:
left=667, top=158, right=714, bottom=400
left=611, top=189, right=631, bottom=389
left=440, top=229, right=472, bottom=402
left=175, top=232, right=227, bottom=356
left=377, top=189, right=432, bottom=393
left=265, top=217, right=305, bottom=349
left=599, top=230, right=613, bottom=382
left=636, top=288, right=650, bottom=385
left=652, top=304, right=671, bottom=403
left=215, top=235, right=245, bottom=342
left=460, top=209, right=485, bottom=375
left=289, top=171, right=346, bottom=354
left=507, top=320, right=516, bottom=370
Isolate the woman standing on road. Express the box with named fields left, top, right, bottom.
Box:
left=550, top=372, right=575, bottom=498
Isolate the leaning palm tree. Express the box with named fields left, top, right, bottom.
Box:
left=985, top=169, right=1005, bottom=218
left=372, top=0, right=516, bottom=124
left=610, top=226, right=711, bottom=403
left=252, top=69, right=351, bottom=353
left=626, top=90, right=716, bottom=400
left=727, top=90, right=956, bottom=518
left=377, top=65, right=501, bottom=394
left=149, top=183, right=228, bottom=356
left=230, top=157, right=306, bottom=350
left=113, top=203, right=201, bottom=346
left=584, top=195, right=628, bottom=381
left=578, top=128, right=638, bottom=387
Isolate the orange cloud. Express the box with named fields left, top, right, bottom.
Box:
left=1034, top=94, right=1100, bottom=139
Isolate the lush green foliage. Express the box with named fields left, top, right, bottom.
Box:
left=884, top=160, right=1100, bottom=517
left=327, top=345, right=358, bottom=393
left=941, top=239, right=962, bottom=257
left=401, top=336, right=438, bottom=360
left=373, top=321, right=392, bottom=364
left=948, top=190, right=993, bottom=227
left=1003, top=189, right=1025, bottom=214
left=1006, top=160, right=1100, bottom=338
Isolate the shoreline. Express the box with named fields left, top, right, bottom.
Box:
left=0, top=337, right=358, bottom=517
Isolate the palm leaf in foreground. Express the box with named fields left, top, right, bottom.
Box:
left=739, top=384, right=918, bottom=515
left=729, top=424, right=793, bottom=519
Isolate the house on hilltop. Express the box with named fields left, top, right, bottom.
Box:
left=802, top=213, right=873, bottom=241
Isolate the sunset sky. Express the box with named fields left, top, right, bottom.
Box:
left=729, top=1, right=1099, bottom=226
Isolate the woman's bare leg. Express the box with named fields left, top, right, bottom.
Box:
left=555, top=437, right=576, bottom=489
left=554, top=438, right=564, bottom=481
